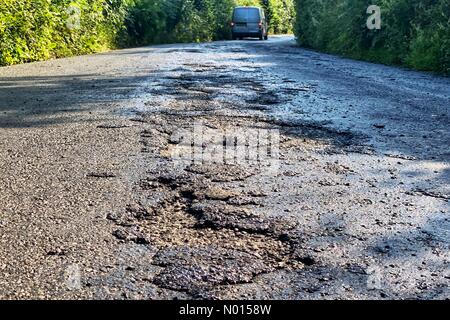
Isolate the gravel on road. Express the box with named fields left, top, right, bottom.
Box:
left=0, top=36, right=449, bottom=299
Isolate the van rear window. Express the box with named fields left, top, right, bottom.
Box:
left=233, top=8, right=261, bottom=23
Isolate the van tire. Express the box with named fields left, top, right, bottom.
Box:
left=264, top=34, right=268, bottom=40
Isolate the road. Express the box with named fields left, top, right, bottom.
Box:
left=0, top=35, right=449, bottom=299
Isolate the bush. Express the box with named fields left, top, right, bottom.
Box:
left=294, top=0, right=450, bottom=74
left=262, top=0, right=295, bottom=34
left=0, top=0, right=130, bottom=65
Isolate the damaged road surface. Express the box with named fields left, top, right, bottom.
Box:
left=0, top=36, right=449, bottom=299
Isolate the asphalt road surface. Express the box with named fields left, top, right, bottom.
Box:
left=0, top=35, right=449, bottom=299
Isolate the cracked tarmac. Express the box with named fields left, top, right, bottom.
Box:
left=0, top=36, right=449, bottom=300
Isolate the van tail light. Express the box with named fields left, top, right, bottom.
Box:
left=258, top=21, right=263, bottom=28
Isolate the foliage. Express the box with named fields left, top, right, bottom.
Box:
left=0, top=0, right=295, bottom=66
left=294, top=0, right=450, bottom=74
left=262, top=0, right=295, bottom=34
left=0, top=0, right=131, bottom=65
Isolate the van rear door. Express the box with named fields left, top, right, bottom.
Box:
left=233, top=8, right=261, bottom=34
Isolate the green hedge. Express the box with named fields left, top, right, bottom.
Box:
left=294, top=0, right=450, bottom=74
left=0, top=0, right=130, bottom=66
left=0, top=0, right=295, bottom=66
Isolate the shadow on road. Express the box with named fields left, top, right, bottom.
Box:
left=0, top=74, right=152, bottom=128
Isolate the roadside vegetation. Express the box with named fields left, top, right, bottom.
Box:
left=294, top=0, right=450, bottom=74
left=0, top=0, right=295, bottom=66
left=3, top=0, right=446, bottom=74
